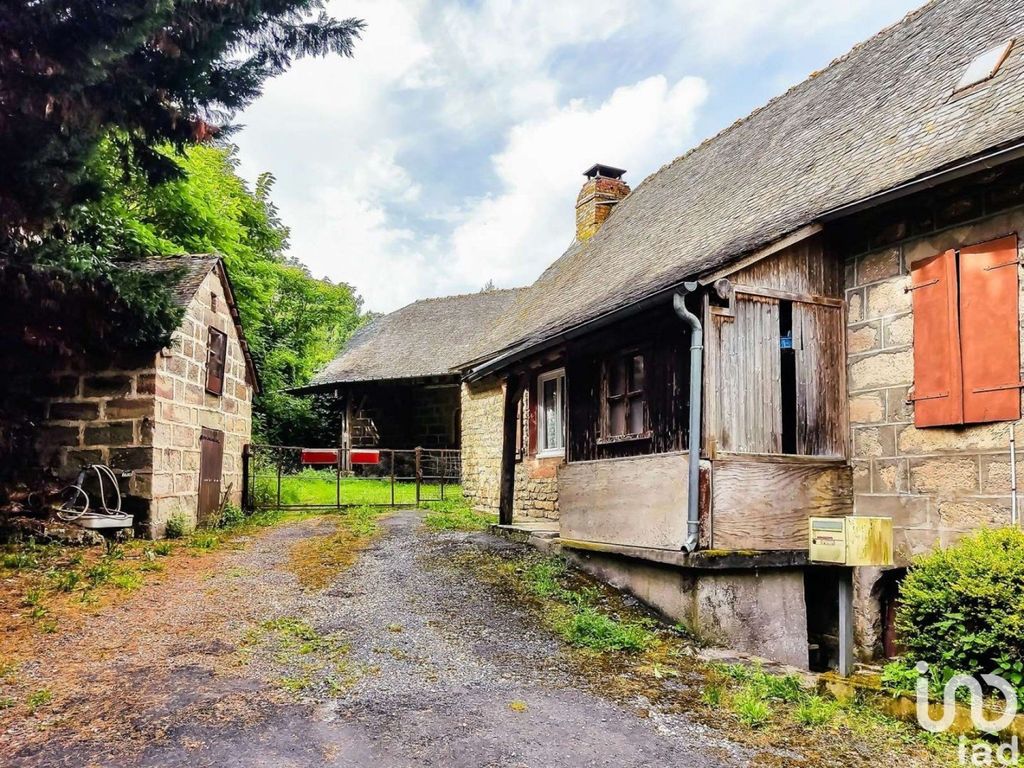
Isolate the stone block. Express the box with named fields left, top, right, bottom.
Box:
left=38, top=375, right=80, bottom=398
left=847, top=323, right=879, bottom=354
left=37, top=424, right=80, bottom=449
left=173, top=424, right=197, bottom=449
left=106, top=397, right=154, bottom=419
left=857, top=247, right=901, bottom=285
left=84, top=421, right=134, bottom=446
left=853, top=425, right=896, bottom=458
left=49, top=401, right=100, bottom=421
left=852, top=460, right=871, bottom=493
left=871, top=458, right=908, bottom=493
left=136, top=373, right=157, bottom=396
left=82, top=374, right=132, bottom=397
left=174, top=473, right=195, bottom=494
left=110, top=446, right=152, bottom=471
left=980, top=454, right=1024, bottom=493
left=897, top=422, right=1011, bottom=455
left=154, top=374, right=174, bottom=399
left=938, top=497, right=1013, bottom=530
left=882, top=314, right=913, bottom=348
left=847, top=289, right=864, bottom=323
left=866, top=278, right=911, bottom=319
left=885, top=386, right=913, bottom=423
left=848, top=349, right=913, bottom=390
left=849, top=392, right=884, bottom=424
left=854, top=493, right=930, bottom=528
left=908, top=456, right=979, bottom=494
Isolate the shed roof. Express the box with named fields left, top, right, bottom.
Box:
left=301, top=288, right=524, bottom=390
left=469, top=0, right=1024, bottom=371
left=121, top=255, right=260, bottom=392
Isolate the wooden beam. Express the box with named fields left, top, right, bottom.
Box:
left=498, top=373, right=527, bottom=525
left=732, top=283, right=844, bottom=308
left=698, top=223, right=824, bottom=285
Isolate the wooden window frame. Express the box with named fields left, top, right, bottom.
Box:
left=536, top=368, right=566, bottom=458
left=205, top=326, right=228, bottom=396
left=599, top=349, right=651, bottom=444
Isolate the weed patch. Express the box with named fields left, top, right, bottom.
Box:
left=423, top=495, right=495, bottom=531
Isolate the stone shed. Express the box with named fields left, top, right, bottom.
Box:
left=2, top=255, right=257, bottom=537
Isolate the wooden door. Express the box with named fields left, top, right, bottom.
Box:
left=198, top=428, right=224, bottom=525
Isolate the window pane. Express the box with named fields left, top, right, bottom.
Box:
left=628, top=399, right=645, bottom=434
left=630, top=354, right=645, bottom=392
left=609, top=358, right=626, bottom=396
left=610, top=399, right=627, bottom=436
left=542, top=377, right=561, bottom=449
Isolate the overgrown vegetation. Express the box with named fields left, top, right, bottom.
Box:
left=891, top=527, right=1024, bottom=694
left=423, top=494, right=495, bottom=531
left=448, top=545, right=960, bottom=764
left=287, top=506, right=386, bottom=589
left=253, top=470, right=458, bottom=509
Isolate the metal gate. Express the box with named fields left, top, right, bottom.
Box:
left=242, top=445, right=461, bottom=511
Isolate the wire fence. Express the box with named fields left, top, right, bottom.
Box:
left=243, top=445, right=461, bottom=511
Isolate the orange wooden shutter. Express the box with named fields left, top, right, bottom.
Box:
left=959, top=235, right=1021, bottom=424
left=910, top=249, right=963, bottom=427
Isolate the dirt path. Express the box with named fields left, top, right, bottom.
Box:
left=2, top=511, right=756, bottom=767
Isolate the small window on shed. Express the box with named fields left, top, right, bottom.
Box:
left=600, top=350, right=649, bottom=442
left=910, top=234, right=1020, bottom=427
left=205, top=327, right=228, bottom=396
left=954, top=39, right=1014, bottom=92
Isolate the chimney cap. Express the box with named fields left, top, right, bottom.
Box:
left=583, top=163, right=626, bottom=180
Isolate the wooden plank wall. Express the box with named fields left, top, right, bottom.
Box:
left=793, top=302, right=847, bottom=456
left=704, top=234, right=847, bottom=459
left=559, top=452, right=690, bottom=549
left=711, top=456, right=852, bottom=550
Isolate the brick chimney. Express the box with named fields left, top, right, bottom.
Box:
left=575, top=164, right=629, bottom=241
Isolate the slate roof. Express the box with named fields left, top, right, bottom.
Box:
left=301, top=289, right=523, bottom=389
left=470, top=0, right=1024, bottom=370
left=124, top=254, right=221, bottom=307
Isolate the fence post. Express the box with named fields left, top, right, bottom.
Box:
left=241, top=443, right=251, bottom=512
left=440, top=449, right=446, bottom=501
left=336, top=448, right=342, bottom=510
left=276, top=456, right=282, bottom=509
left=390, top=450, right=396, bottom=506
left=415, top=446, right=422, bottom=507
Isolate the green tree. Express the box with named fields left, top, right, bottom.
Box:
left=0, top=1, right=364, bottom=351
left=52, top=140, right=366, bottom=444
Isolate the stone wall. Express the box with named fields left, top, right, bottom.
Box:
left=842, top=190, right=1024, bottom=655
left=514, top=457, right=560, bottom=519
left=150, top=269, right=253, bottom=535
left=460, top=378, right=504, bottom=512
left=410, top=385, right=460, bottom=449
left=0, top=352, right=158, bottom=516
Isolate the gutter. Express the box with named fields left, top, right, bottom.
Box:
left=672, top=285, right=703, bottom=552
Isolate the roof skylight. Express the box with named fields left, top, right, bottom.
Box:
left=955, top=39, right=1014, bottom=92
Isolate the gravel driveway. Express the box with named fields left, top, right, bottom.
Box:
left=5, top=510, right=751, bottom=767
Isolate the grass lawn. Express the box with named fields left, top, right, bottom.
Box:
left=253, top=469, right=459, bottom=508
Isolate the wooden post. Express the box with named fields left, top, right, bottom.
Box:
left=276, top=456, right=282, bottom=509
left=241, top=443, right=251, bottom=512
left=499, top=374, right=526, bottom=526
left=415, top=446, right=422, bottom=507
left=838, top=570, right=855, bottom=677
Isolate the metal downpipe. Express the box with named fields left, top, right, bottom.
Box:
left=673, top=285, right=703, bottom=552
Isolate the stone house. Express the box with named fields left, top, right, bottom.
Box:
left=456, top=0, right=1024, bottom=669
left=2, top=255, right=257, bottom=537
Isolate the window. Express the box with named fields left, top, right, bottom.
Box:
left=602, top=351, right=648, bottom=441
left=955, top=40, right=1014, bottom=93
left=910, top=234, right=1020, bottom=427
left=536, top=369, right=565, bottom=457
left=205, top=326, right=228, bottom=395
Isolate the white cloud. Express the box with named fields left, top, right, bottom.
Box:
left=446, top=75, right=709, bottom=290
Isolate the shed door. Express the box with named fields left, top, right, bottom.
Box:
left=198, top=428, right=225, bottom=525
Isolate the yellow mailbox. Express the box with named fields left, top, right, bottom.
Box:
left=809, top=516, right=893, bottom=566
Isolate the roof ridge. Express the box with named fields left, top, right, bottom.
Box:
left=401, top=286, right=526, bottom=307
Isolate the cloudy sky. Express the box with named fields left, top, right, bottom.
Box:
left=234, top=0, right=922, bottom=314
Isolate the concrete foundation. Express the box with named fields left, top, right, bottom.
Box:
left=565, top=548, right=810, bottom=669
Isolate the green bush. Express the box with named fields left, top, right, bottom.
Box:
left=217, top=503, right=245, bottom=528
left=164, top=513, right=189, bottom=539
left=897, top=527, right=1024, bottom=681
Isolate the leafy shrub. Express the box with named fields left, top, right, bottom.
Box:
left=164, top=513, right=190, bottom=539
left=794, top=695, right=838, bottom=726
left=897, top=527, right=1024, bottom=679
left=217, top=503, right=245, bottom=528
left=423, top=497, right=494, bottom=531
